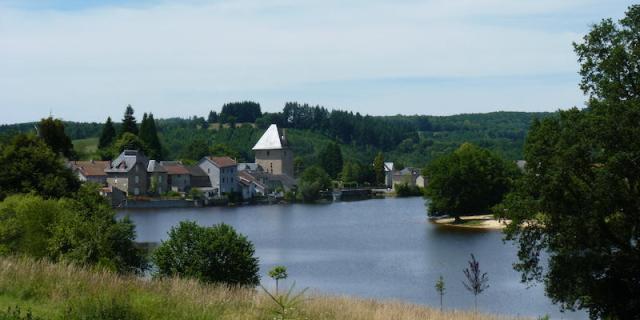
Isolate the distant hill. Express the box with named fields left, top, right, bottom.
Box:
left=0, top=108, right=553, bottom=168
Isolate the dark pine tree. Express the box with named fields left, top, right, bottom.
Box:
left=120, top=104, right=138, bottom=136
left=139, top=113, right=163, bottom=159
left=98, top=117, right=116, bottom=149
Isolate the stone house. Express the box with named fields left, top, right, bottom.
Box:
left=105, top=150, right=149, bottom=196
left=198, top=156, right=238, bottom=196
left=161, top=161, right=191, bottom=192
left=68, top=160, right=110, bottom=185
left=392, top=167, right=422, bottom=188
left=147, top=160, right=168, bottom=195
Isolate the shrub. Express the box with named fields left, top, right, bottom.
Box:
left=153, top=221, right=260, bottom=286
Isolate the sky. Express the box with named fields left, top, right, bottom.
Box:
left=0, top=0, right=635, bottom=124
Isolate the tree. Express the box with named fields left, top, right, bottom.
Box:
left=207, top=110, right=219, bottom=124
left=298, top=166, right=332, bottom=202
left=318, top=142, right=343, bottom=179
left=500, top=6, right=640, bottom=319
left=180, top=138, right=209, bottom=161
left=98, top=117, right=116, bottom=149
left=120, top=105, right=138, bottom=136
left=341, top=161, right=359, bottom=185
left=0, top=185, right=147, bottom=274
left=0, top=134, right=80, bottom=200
left=462, top=254, right=489, bottom=312
left=152, top=221, right=260, bottom=286
left=112, top=132, right=149, bottom=156
left=435, top=275, right=445, bottom=312
left=220, top=101, right=262, bottom=123
left=424, top=143, right=517, bottom=221
left=139, top=113, right=163, bottom=159
left=268, top=265, right=288, bottom=294
left=209, top=143, right=241, bottom=161
left=38, top=117, right=75, bottom=159
left=373, top=152, right=385, bottom=186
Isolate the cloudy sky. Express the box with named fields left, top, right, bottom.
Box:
left=0, top=0, right=634, bottom=124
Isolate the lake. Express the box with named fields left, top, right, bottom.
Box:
left=118, top=197, right=585, bottom=319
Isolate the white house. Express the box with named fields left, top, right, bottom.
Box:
left=197, top=156, right=238, bottom=196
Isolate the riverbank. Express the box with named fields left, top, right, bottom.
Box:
left=0, top=257, right=523, bottom=320
left=431, top=214, right=510, bottom=230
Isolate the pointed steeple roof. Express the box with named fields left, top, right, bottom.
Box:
left=252, top=124, right=287, bottom=150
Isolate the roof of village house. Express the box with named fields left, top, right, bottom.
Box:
left=252, top=124, right=288, bottom=150
left=105, top=150, right=149, bottom=173
left=160, top=161, right=190, bottom=175
left=384, top=162, right=394, bottom=172
left=238, top=171, right=267, bottom=190
left=186, top=165, right=208, bottom=177
left=204, top=156, right=237, bottom=168
left=147, top=160, right=167, bottom=173
left=69, top=160, right=110, bottom=177
left=237, top=162, right=260, bottom=171
left=395, top=167, right=420, bottom=176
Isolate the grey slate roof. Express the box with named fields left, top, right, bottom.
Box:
left=147, top=160, right=167, bottom=173
left=105, top=150, right=149, bottom=173
left=237, top=163, right=260, bottom=171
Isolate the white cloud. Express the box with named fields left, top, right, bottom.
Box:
left=0, top=0, right=633, bottom=123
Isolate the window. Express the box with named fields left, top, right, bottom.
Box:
left=208, top=168, right=210, bottom=173
left=135, top=176, right=139, bottom=184
left=134, top=187, right=140, bottom=195
left=159, top=176, right=162, bottom=182
left=267, top=151, right=270, bottom=156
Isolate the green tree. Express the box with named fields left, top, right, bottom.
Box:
left=98, top=117, right=116, bottom=149
left=340, top=161, right=359, bottom=185
left=180, top=138, right=209, bottom=161
left=435, top=275, right=445, bottom=312
left=139, top=113, right=163, bottom=159
left=0, top=185, right=147, bottom=274
left=209, top=143, right=241, bottom=161
left=0, top=134, right=80, bottom=200
left=112, top=133, right=149, bottom=156
left=424, top=143, right=517, bottom=221
left=152, top=221, right=260, bottom=286
left=318, top=142, right=343, bottom=179
left=38, top=117, right=75, bottom=159
left=298, top=166, right=332, bottom=202
left=373, top=152, right=385, bottom=186
left=120, top=105, right=138, bottom=136
left=268, top=265, right=288, bottom=294
left=501, top=6, right=640, bottom=319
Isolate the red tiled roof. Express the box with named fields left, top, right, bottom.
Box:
left=70, top=161, right=110, bottom=177
left=207, top=156, right=237, bottom=168
left=163, top=164, right=190, bottom=175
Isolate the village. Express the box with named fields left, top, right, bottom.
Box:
left=67, top=124, right=427, bottom=208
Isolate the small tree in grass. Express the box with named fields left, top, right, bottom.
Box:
left=462, top=254, right=489, bottom=312
left=268, top=265, right=288, bottom=294
left=435, top=275, right=445, bottom=312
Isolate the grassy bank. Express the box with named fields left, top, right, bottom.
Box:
left=0, top=257, right=523, bottom=320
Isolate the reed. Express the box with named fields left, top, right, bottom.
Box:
left=0, top=257, right=526, bottom=320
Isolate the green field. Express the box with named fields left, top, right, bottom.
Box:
left=72, top=137, right=98, bottom=160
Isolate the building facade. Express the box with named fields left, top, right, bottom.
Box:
left=252, top=124, right=294, bottom=178
left=198, top=156, right=238, bottom=195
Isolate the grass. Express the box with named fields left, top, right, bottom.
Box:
left=0, top=257, right=527, bottom=320
left=72, top=137, right=99, bottom=160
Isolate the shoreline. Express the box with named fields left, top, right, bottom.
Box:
left=430, top=214, right=509, bottom=230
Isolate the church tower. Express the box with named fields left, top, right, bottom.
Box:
left=252, top=124, right=294, bottom=178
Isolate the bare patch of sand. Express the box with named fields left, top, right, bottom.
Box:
left=431, top=214, right=510, bottom=230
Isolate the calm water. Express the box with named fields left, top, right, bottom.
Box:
left=118, top=197, right=585, bottom=319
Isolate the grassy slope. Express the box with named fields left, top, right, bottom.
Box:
left=0, top=257, right=524, bottom=320
left=72, top=137, right=99, bottom=160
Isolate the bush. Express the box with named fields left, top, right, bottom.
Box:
left=153, top=221, right=260, bottom=286
left=0, top=185, right=147, bottom=274
left=394, top=183, right=423, bottom=197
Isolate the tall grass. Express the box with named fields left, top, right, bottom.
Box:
left=0, top=257, right=525, bottom=320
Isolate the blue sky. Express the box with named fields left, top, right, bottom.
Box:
left=0, top=0, right=635, bottom=124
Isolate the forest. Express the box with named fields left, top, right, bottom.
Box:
left=0, top=102, right=552, bottom=169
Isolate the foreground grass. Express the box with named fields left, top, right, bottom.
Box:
left=0, top=257, right=523, bottom=320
